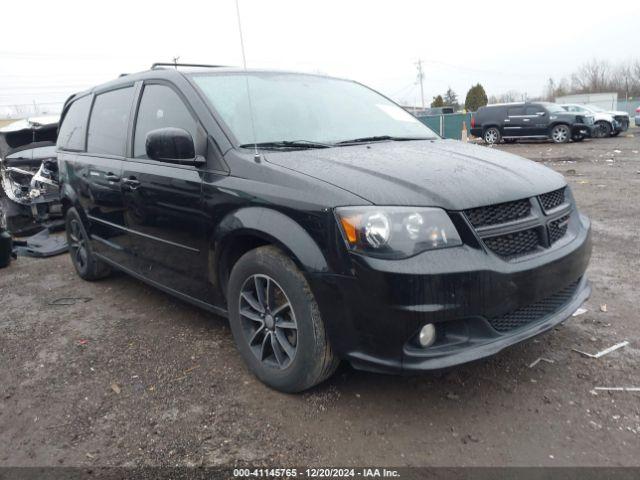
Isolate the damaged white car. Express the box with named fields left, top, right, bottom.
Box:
left=0, top=116, right=62, bottom=235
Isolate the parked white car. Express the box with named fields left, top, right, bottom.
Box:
left=560, top=104, right=630, bottom=138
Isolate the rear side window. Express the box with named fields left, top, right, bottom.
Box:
left=87, top=87, right=134, bottom=156
left=133, top=84, right=198, bottom=159
left=507, top=107, right=524, bottom=116
left=525, top=106, right=545, bottom=115
left=57, top=95, right=92, bottom=151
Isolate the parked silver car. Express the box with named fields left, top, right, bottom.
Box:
left=560, top=104, right=629, bottom=137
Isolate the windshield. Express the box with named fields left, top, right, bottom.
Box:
left=191, top=72, right=437, bottom=146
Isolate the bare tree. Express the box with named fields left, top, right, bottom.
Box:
left=544, top=78, right=556, bottom=101
left=574, top=59, right=611, bottom=93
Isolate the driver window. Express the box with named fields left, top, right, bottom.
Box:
left=134, top=84, right=198, bottom=159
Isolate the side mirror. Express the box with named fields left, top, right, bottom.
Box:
left=145, top=127, right=203, bottom=165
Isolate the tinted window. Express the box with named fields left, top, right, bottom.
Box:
left=507, top=107, right=524, bottom=116
left=525, top=106, right=545, bottom=115
left=134, top=84, right=198, bottom=158
left=87, top=87, right=134, bottom=156
left=57, top=95, right=92, bottom=151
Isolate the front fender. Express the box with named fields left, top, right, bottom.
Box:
left=214, top=206, right=330, bottom=273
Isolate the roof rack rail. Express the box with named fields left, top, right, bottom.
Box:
left=150, top=62, right=226, bottom=70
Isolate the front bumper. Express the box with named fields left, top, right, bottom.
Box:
left=308, top=212, right=592, bottom=374
left=572, top=124, right=593, bottom=137
left=611, top=115, right=629, bottom=132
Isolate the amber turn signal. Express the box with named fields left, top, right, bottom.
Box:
left=339, top=216, right=359, bottom=244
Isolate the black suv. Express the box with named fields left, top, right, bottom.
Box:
left=57, top=65, right=592, bottom=392
left=470, top=102, right=594, bottom=144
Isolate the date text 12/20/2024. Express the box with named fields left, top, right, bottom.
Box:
left=233, top=468, right=401, bottom=478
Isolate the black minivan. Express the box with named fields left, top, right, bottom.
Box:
left=57, top=65, right=592, bottom=392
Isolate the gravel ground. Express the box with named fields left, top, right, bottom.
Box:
left=1, top=129, right=639, bottom=467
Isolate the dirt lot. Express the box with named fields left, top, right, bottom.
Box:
left=1, top=130, right=639, bottom=468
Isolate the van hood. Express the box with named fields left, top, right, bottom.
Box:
left=264, top=139, right=566, bottom=210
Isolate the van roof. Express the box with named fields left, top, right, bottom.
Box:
left=65, top=67, right=344, bottom=105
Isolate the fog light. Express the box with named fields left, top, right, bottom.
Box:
left=418, top=323, right=436, bottom=347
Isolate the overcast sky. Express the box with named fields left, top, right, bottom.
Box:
left=1, top=0, right=638, bottom=116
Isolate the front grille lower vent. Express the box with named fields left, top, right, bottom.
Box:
left=488, top=280, right=580, bottom=333
left=483, top=228, right=540, bottom=258
left=539, top=187, right=566, bottom=212
left=464, top=199, right=531, bottom=228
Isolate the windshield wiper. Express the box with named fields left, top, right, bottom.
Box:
left=239, top=140, right=332, bottom=150
left=335, top=135, right=433, bottom=145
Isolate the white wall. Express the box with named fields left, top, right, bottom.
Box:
left=555, top=93, right=618, bottom=110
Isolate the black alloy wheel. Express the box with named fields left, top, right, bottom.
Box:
left=239, top=273, right=298, bottom=369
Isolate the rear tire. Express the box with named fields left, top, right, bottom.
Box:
left=227, top=245, right=338, bottom=393
left=594, top=121, right=612, bottom=138
left=550, top=124, right=570, bottom=143
left=572, top=134, right=585, bottom=142
left=483, top=127, right=501, bottom=145
left=610, top=130, right=621, bottom=137
left=65, top=207, right=111, bottom=280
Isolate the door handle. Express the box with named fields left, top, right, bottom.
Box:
left=523, top=118, right=530, bottom=122
left=122, top=177, right=141, bottom=190
left=105, top=172, right=120, bottom=182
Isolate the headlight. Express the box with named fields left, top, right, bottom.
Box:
left=335, top=206, right=462, bottom=259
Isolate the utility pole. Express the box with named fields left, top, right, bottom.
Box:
left=416, top=60, right=425, bottom=109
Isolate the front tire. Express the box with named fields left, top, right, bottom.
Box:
left=550, top=124, right=570, bottom=143
left=483, top=127, right=501, bottom=145
left=65, top=207, right=111, bottom=280
left=594, top=121, right=612, bottom=138
left=227, top=246, right=338, bottom=393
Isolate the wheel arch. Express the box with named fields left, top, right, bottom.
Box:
left=211, top=206, right=330, bottom=298
left=594, top=119, right=614, bottom=130
left=482, top=124, right=501, bottom=133
left=549, top=121, right=572, bottom=134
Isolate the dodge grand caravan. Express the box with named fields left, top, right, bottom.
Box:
left=57, top=65, right=592, bottom=392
